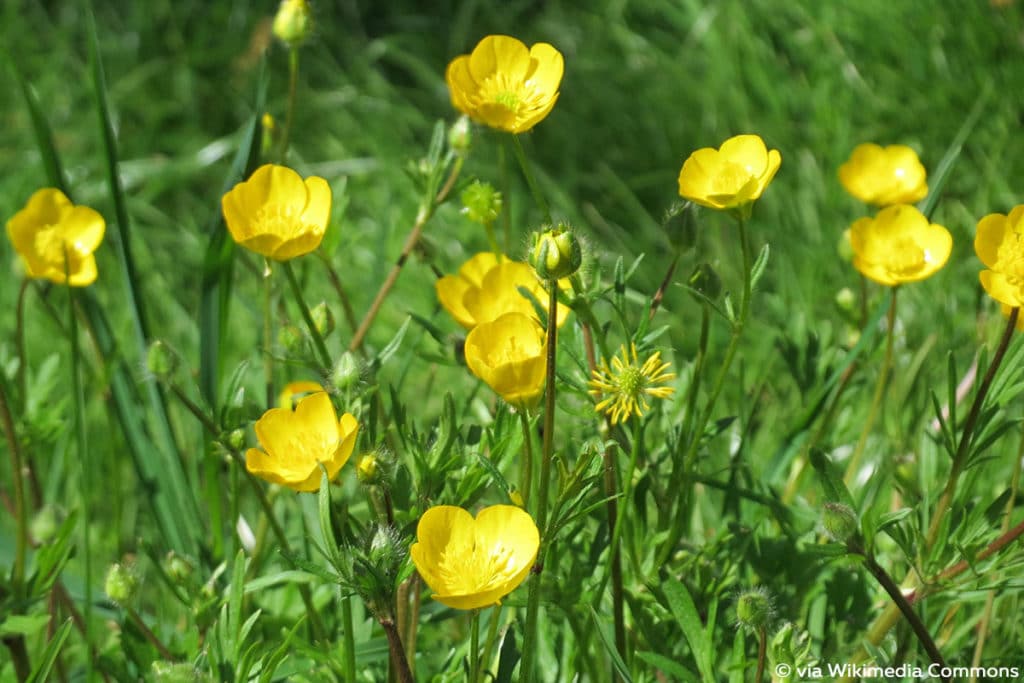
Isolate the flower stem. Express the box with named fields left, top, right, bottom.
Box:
left=469, top=610, right=481, bottom=683
left=649, top=254, right=679, bottom=322
left=316, top=251, right=360, bottom=338
left=15, top=278, right=29, bottom=407
left=263, top=262, right=275, bottom=408
left=381, top=616, right=416, bottom=683
left=342, top=595, right=357, bottom=682
left=661, top=217, right=751, bottom=565
left=755, top=626, right=767, bottom=683
left=0, top=378, right=28, bottom=598
left=479, top=605, right=502, bottom=681
left=845, top=286, right=898, bottom=485
left=519, top=410, right=535, bottom=504
left=349, top=157, right=464, bottom=352
left=511, top=135, right=552, bottom=225
left=281, top=260, right=332, bottom=370
left=279, top=46, right=300, bottom=162
left=522, top=281, right=560, bottom=683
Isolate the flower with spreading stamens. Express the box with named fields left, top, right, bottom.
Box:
left=410, top=504, right=539, bottom=610
left=589, top=343, right=675, bottom=424
left=445, top=35, right=564, bottom=134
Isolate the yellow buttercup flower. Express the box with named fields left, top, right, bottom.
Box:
left=839, top=143, right=928, bottom=206
left=976, top=205, right=1024, bottom=307
left=677, top=134, right=781, bottom=212
left=446, top=35, right=564, bottom=134
left=410, top=504, right=539, bottom=610
left=6, top=188, right=105, bottom=286
left=277, top=380, right=324, bottom=409
left=221, top=164, right=331, bottom=260
left=436, top=252, right=569, bottom=329
left=464, top=312, right=547, bottom=409
left=589, top=343, right=675, bottom=425
left=246, top=391, right=358, bottom=492
left=849, top=205, right=952, bottom=286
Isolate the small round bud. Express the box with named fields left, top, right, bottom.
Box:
left=461, top=180, right=502, bottom=225
left=356, top=453, right=379, bottom=485
left=687, top=262, right=722, bottom=301
left=226, top=428, right=247, bottom=452
left=330, top=352, right=361, bottom=391
left=822, top=502, right=859, bottom=544
left=272, top=0, right=312, bottom=47
left=838, top=228, right=854, bottom=263
left=530, top=224, right=582, bottom=280
left=735, top=587, right=774, bottom=633
left=310, top=302, right=335, bottom=338
left=30, top=505, right=63, bottom=544
left=146, top=340, right=178, bottom=379
left=835, top=287, right=856, bottom=312
left=163, top=551, right=194, bottom=585
left=277, top=324, right=304, bottom=354
left=663, top=201, right=698, bottom=252
left=104, top=562, right=139, bottom=606
left=448, top=116, right=472, bottom=156
left=261, top=113, right=276, bottom=156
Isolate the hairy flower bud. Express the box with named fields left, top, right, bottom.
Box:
left=146, top=340, right=178, bottom=379
left=735, top=587, right=774, bottom=633
left=461, top=180, right=502, bottom=225
left=448, top=116, right=472, bottom=156
left=104, top=562, right=139, bottom=606
left=356, top=453, right=379, bottom=485
left=530, top=224, right=581, bottom=280
left=310, top=301, right=335, bottom=338
left=331, top=352, right=361, bottom=391
left=822, top=502, right=859, bottom=544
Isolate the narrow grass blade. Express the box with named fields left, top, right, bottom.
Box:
left=588, top=605, right=633, bottom=682
left=25, top=619, right=73, bottom=683
left=920, top=84, right=991, bottom=220
left=86, top=2, right=202, bottom=550
left=5, top=55, right=68, bottom=193
left=661, top=579, right=715, bottom=683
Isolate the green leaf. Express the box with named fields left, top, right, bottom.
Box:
left=808, top=448, right=856, bottom=510
left=588, top=605, right=633, bottom=683
left=26, top=619, right=73, bottom=683
left=0, top=614, right=51, bottom=637
left=661, top=579, right=715, bottom=683
left=636, top=650, right=700, bottom=682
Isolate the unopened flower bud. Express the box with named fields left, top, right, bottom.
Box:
left=735, top=587, right=774, bottom=633
left=277, top=324, right=303, bottom=353
left=822, top=502, right=859, bottom=544
left=261, top=113, right=276, bottom=156
left=448, top=116, right=472, bottom=156
left=163, top=551, right=195, bottom=585
left=356, top=453, right=379, bottom=485
left=104, top=562, right=139, bottom=606
left=30, top=505, right=63, bottom=544
left=146, top=340, right=178, bottom=379
left=530, top=224, right=582, bottom=280
left=331, top=352, right=361, bottom=391
left=311, top=302, right=334, bottom=338
left=664, top=201, right=698, bottom=252
left=227, top=428, right=247, bottom=451
left=688, top=262, right=722, bottom=301
left=272, top=0, right=312, bottom=47
left=461, top=180, right=502, bottom=225
left=838, top=228, right=854, bottom=262
left=835, top=287, right=856, bottom=312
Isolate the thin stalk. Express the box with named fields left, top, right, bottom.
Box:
left=661, top=218, right=751, bottom=564
left=649, top=254, right=679, bottom=322
left=349, top=157, right=464, bottom=352
left=927, top=307, right=1019, bottom=548
left=281, top=260, right=332, bottom=370
left=845, top=286, right=898, bottom=484
left=67, top=280, right=94, bottom=682
left=263, top=263, right=275, bottom=408
left=521, top=282, right=559, bottom=683
left=342, top=595, right=357, bottom=682
left=381, top=617, right=416, bottom=683
left=594, top=427, right=641, bottom=610
left=519, top=410, right=535, bottom=504
left=279, top=46, right=299, bottom=162
left=469, top=610, right=481, bottom=683
left=0, top=379, right=28, bottom=598
left=859, top=553, right=948, bottom=678
left=15, top=278, right=29, bottom=406
left=511, top=135, right=552, bottom=225
left=603, top=434, right=626, bottom=664
left=126, top=608, right=174, bottom=660
left=484, top=221, right=500, bottom=255
left=499, top=142, right=512, bottom=255
left=405, top=576, right=422, bottom=667
left=316, top=251, right=360, bottom=338
left=755, top=626, right=766, bottom=683
left=479, top=605, right=502, bottom=680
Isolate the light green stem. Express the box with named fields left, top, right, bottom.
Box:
left=479, top=605, right=502, bottom=680
left=469, top=610, right=481, bottom=683
left=281, top=260, right=332, bottom=370
left=279, top=46, right=300, bottom=162
left=342, top=593, right=356, bottom=681
left=844, top=286, right=898, bottom=484
left=522, top=282, right=559, bottom=683
left=519, top=410, right=535, bottom=505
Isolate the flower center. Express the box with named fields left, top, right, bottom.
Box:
left=884, top=237, right=928, bottom=277
left=493, top=91, right=521, bottom=112
left=617, top=366, right=643, bottom=399
left=253, top=204, right=303, bottom=239
left=33, top=224, right=74, bottom=266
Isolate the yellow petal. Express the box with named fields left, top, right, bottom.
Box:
left=300, top=176, right=332, bottom=235
left=446, top=55, right=477, bottom=114
left=720, top=134, right=769, bottom=175
left=525, top=43, right=564, bottom=95
left=975, top=213, right=1006, bottom=269
left=469, top=35, right=531, bottom=85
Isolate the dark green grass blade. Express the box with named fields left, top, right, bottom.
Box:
left=920, top=85, right=991, bottom=220
left=5, top=54, right=68, bottom=194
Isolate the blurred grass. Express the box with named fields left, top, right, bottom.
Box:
left=3, top=0, right=1024, bottom=673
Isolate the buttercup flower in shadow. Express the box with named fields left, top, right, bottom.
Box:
left=589, top=343, right=675, bottom=425
left=976, top=205, right=1024, bottom=307
left=410, top=504, right=539, bottom=610
left=849, top=205, right=952, bottom=286
left=677, top=134, right=781, bottom=212
left=221, top=164, right=331, bottom=260
left=464, top=312, right=547, bottom=409
left=446, top=34, right=564, bottom=134
left=839, top=143, right=928, bottom=206
left=436, top=252, right=569, bottom=329
left=6, top=188, right=105, bottom=286
left=246, top=391, right=358, bottom=492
